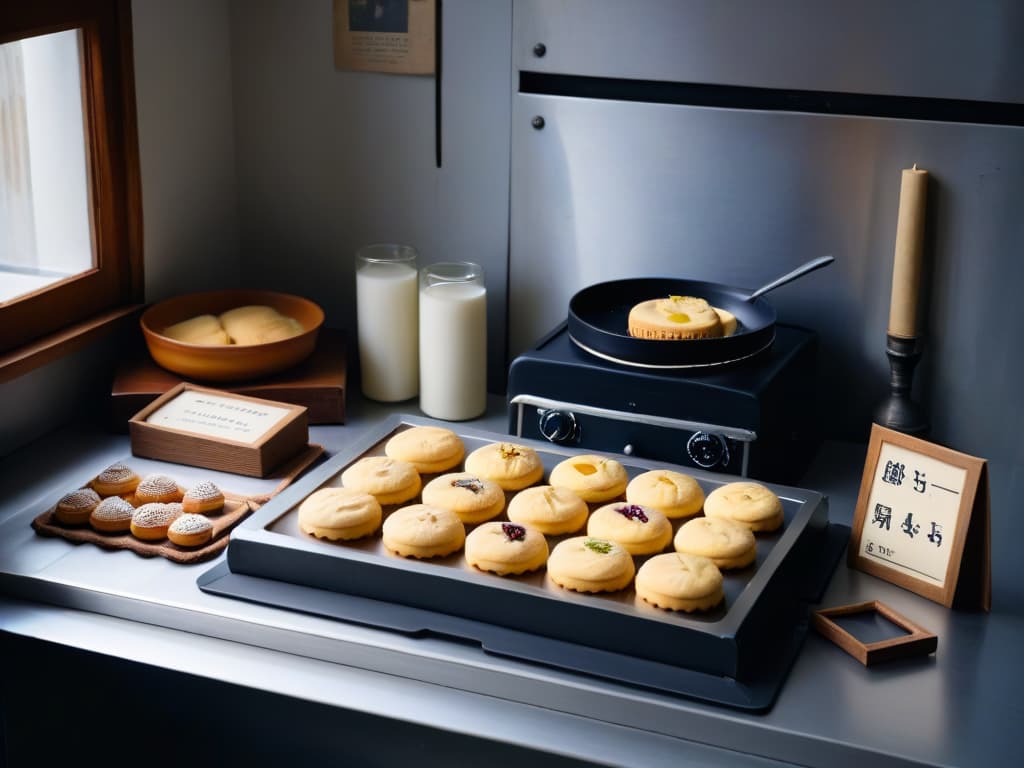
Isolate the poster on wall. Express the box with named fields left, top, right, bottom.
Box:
left=334, top=0, right=436, bottom=75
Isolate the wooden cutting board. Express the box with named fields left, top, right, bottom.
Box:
left=110, top=328, right=347, bottom=429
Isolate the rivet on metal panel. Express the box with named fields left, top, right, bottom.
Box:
left=531, top=115, right=545, bottom=130
left=533, top=43, right=546, bottom=57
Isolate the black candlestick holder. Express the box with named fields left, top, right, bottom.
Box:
left=875, top=334, right=929, bottom=435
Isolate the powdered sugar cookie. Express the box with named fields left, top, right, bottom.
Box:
left=340, top=456, right=421, bottom=506
left=90, top=462, right=141, bottom=497
left=134, top=474, right=184, bottom=505
left=635, top=552, right=724, bottom=612
left=506, top=485, right=588, bottom=536
left=130, top=502, right=182, bottom=541
left=586, top=502, right=672, bottom=556
left=464, top=442, right=544, bottom=491
left=89, top=495, right=136, bottom=533
left=167, top=513, right=214, bottom=547
left=182, top=480, right=225, bottom=515
left=464, top=522, right=549, bottom=576
left=54, top=488, right=101, bottom=526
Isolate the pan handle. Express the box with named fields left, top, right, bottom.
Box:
left=746, top=254, right=834, bottom=302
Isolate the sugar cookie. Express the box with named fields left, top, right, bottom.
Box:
left=167, top=513, right=214, bottom=547
left=182, top=480, right=226, bottom=515
left=384, top=426, right=465, bottom=474
left=464, top=522, right=549, bottom=576
left=704, top=481, right=784, bottom=533
left=89, top=495, right=136, bottom=533
left=340, top=456, right=422, bottom=506
left=463, top=442, right=544, bottom=491
left=219, top=305, right=303, bottom=345
left=134, top=474, right=184, bottom=505
left=421, top=472, right=505, bottom=524
left=162, top=314, right=231, bottom=345
left=635, top=552, right=724, bottom=612
left=298, top=486, right=382, bottom=541
left=130, top=502, right=182, bottom=541
left=586, top=502, right=672, bottom=556
left=382, top=504, right=466, bottom=559
left=628, top=296, right=724, bottom=340
left=506, top=485, right=588, bottom=536
left=547, top=536, right=636, bottom=594
left=547, top=455, right=628, bottom=503
left=91, top=462, right=141, bottom=497
left=54, top=488, right=101, bottom=526
left=625, top=469, right=704, bottom=519
left=673, top=516, right=757, bottom=569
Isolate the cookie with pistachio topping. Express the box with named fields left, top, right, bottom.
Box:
left=547, top=536, right=636, bottom=593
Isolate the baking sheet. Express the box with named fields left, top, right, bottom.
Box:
left=208, top=415, right=842, bottom=693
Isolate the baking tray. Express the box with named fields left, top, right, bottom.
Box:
left=199, top=415, right=847, bottom=711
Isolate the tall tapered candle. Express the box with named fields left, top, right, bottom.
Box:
left=888, top=165, right=929, bottom=338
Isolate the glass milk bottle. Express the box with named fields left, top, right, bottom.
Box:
left=418, top=262, right=487, bottom=420
left=355, top=244, right=419, bottom=402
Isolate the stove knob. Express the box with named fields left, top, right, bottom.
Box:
left=538, top=409, right=579, bottom=444
left=686, top=432, right=731, bottom=469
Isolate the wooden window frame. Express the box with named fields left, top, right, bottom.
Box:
left=0, top=0, right=143, bottom=381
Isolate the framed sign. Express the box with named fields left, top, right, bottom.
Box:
left=849, top=424, right=990, bottom=610
left=334, top=0, right=436, bottom=75
left=129, top=384, right=309, bottom=478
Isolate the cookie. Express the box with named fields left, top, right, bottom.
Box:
left=130, top=502, right=183, bottom=541
left=384, top=426, right=465, bottom=474
left=420, top=472, right=505, bottom=524
left=625, top=469, right=704, bottom=519
left=167, top=513, right=214, bottom=547
left=635, top=552, right=725, bottom=612
left=586, top=502, right=673, bottom=556
left=704, top=481, right=784, bottom=533
left=134, top=474, right=184, bottom=505
left=673, top=516, right=757, bottom=569
left=298, top=486, right=383, bottom=541
left=547, top=455, right=628, bottom=503
left=382, top=503, right=466, bottom=559
left=340, top=456, right=422, bottom=506
left=182, top=481, right=225, bottom=515
left=547, top=536, right=636, bottom=594
left=506, top=485, right=589, bottom=536
left=89, top=496, right=136, bottom=533
left=464, top=522, right=549, bottom=576
left=54, top=488, right=101, bottom=526
left=90, top=462, right=141, bottom=497
left=219, top=305, right=303, bottom=345
left=463, top=442, right=544, bottom=491
left=627, top=296, right=724, bottom=340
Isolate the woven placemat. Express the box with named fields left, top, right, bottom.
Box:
left=31, top=443, right=325, bottom=564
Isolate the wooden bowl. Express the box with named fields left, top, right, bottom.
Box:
left=140, top=290, right=324, bottom=382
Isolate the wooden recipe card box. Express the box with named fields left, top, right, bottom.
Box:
left=129, top=383, right=309, bottom=477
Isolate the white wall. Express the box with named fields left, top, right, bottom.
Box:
left=228, top=0, right=512, bottom=390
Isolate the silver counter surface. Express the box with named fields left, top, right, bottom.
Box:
left=0, top=396, right=1018, bottom=767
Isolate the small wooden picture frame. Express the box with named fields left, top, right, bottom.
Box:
left=129, top=383, right=309, bottom=478
left=849, top=424, right=990, bottom=610
left=813, top=600, right=937, bottom=666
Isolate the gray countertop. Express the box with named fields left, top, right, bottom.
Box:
left=0, top=395, right=1019, bottom=767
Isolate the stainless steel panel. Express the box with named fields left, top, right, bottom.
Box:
left=514, top=0, right=1024, bottom=104
left=509, top=92, right=1024, bottom=447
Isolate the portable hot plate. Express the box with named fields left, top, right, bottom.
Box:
left=507, top=322, right=820, bottom=484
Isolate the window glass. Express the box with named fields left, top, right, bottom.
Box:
left=0, top=29, right=93, bottom=304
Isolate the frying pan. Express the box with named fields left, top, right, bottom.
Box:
left=567, top=255, right=834, bottom=369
